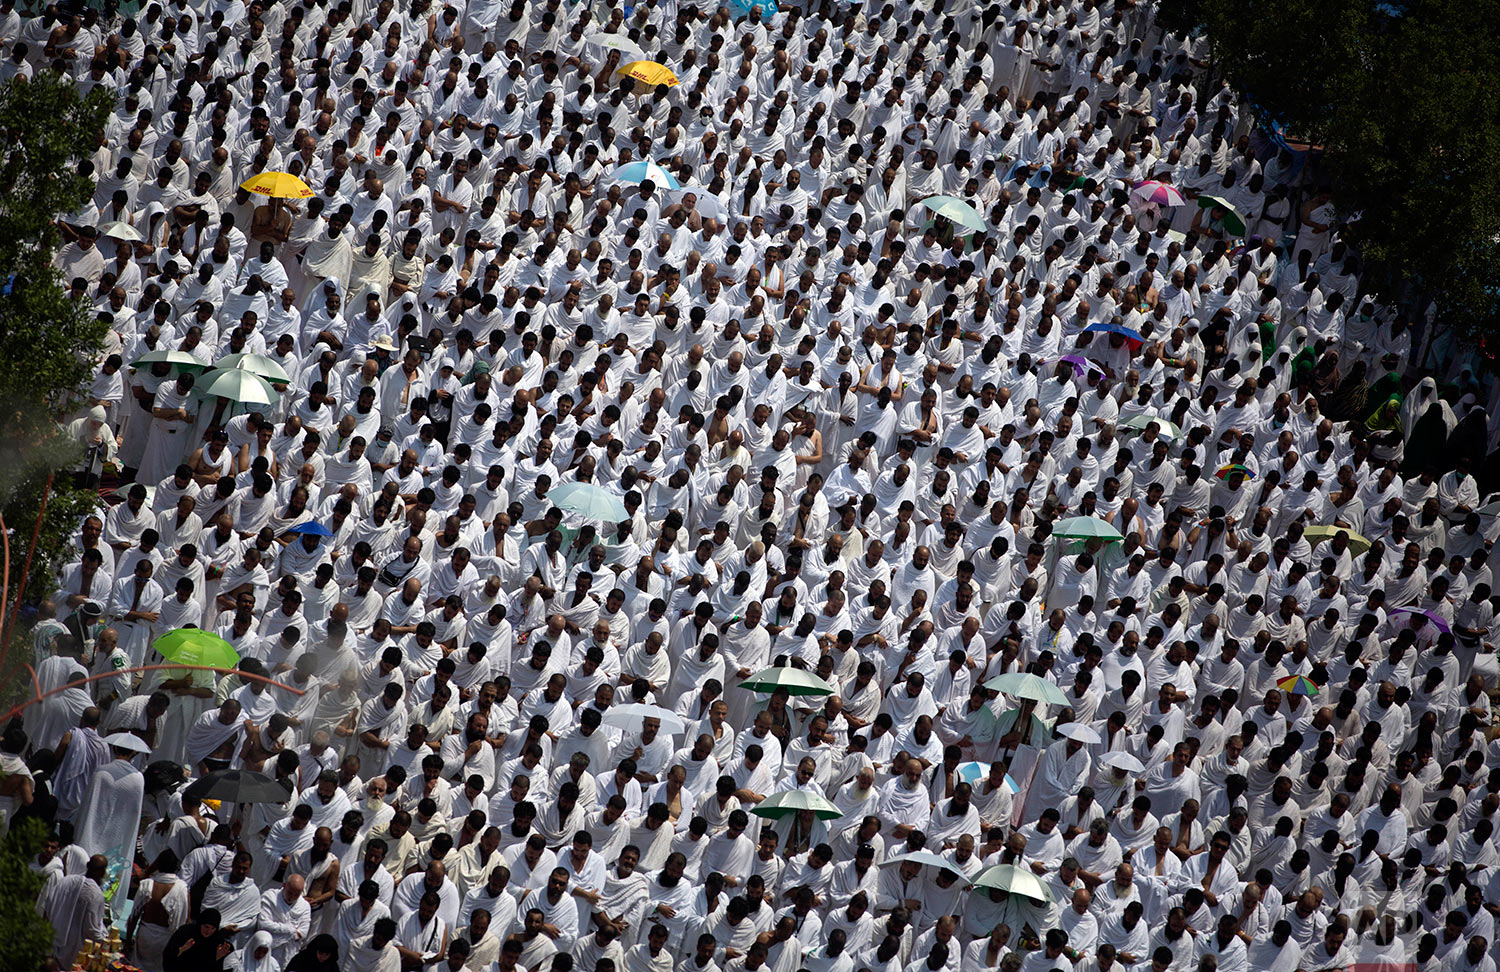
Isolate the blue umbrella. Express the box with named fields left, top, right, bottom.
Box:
left=610, top=160, right=681, bottom=190
left=287, top=520, right=333, bottom=537
left=957, top=761, right=1021, bottom=792
left=1084, top=322, right=1144, bottom=347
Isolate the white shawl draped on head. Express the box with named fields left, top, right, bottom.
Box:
left=235, top=931, right=282, bottom=972
left=303, top=226, right=353, bottom=289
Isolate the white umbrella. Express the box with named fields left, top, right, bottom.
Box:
left=97, top=220, right=143, bottom=242
left=584, top=31, right=646, bottom=64
left=599, top=703, right=687, bottom=735
left=883, top=851, right=958, bottom=870
left=1099, top=751, right=1145, bottom=773
left=104, top=732, right=152, bottom=753
left=669, top=185, right=728, bottom=221
left=1056, top=722, right=1102, bottom=744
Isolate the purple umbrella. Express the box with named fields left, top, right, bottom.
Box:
left=1392, top=606, right=1451, bottom=633
left=1053, top=355, right=1105, bottom=379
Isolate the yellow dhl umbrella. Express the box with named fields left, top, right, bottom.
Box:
left=616, top=60, right=678, bottom=87
left=240, top=171, right=314, bottom=199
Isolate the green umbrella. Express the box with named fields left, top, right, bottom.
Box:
left=982, top=672, right=1070, bottom=707
left=131, top=349, right=207, bottom=371
left=548, top=481, right=628, bottom=521
left=152, top=628, right=240, bottom=669
left=970, top=864, right=1055, bottom=903
left=917, top=195, right=986, bottom=233
left=1119, top=414, right=1182, bottom=440
left=738, top=666, right=835, bottom=697
left=214, top=351, right=293, bottom=384
left=750, top=790, right=844, bottom=821
left=1051, top=516, right=1123, bottom=542
left=196, top=367, right=280, bottom=405
left=1197, top=194, right=1246, bottom=236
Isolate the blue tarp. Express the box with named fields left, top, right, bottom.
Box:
left=729, top=0, right=779, bottom=20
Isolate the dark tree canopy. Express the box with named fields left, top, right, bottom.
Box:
left=1159, top=0, right=1500, bottom=335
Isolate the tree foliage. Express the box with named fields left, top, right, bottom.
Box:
left=0, top=818, right=54, bottom=972
left=1160, top=0, right=1500, bottom=334
left=0, top=72, right=113, bottom=601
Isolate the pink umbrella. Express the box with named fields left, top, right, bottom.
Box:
left=1131, top=180, right=1186, bottom=207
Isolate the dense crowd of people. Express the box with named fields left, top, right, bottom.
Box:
left=8, top=0, right=1500, bottom=970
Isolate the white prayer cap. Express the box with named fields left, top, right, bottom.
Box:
left=88, top=405, right=108, bottom=424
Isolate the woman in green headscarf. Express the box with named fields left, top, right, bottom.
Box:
left=1364, top=393, right=1404, bottom=464
left=1363, top=368, right=1404, bottom=423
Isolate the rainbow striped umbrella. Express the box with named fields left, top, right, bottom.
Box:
left=1216, top=463, right=1255, bottom=481
left=1277, top=674, right=1319, bottom=697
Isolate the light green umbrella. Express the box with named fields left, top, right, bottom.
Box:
left=1303, top=524, right=1372, bottom=555
left=1051, top=516, right=1123, bottom=542
left=918, top=194, right=986, bottom=232
left=152, top=628, right=240, bottom=669
left=750, top=790, right=844, bottom=821
left=214, top=351, right=293, bottom=384
left=982, top=672, right=1070, bottom=707
left=548, top=481, right=629, bottom=521
left=1119, top=414, right=1182, bottom=440
left=739, top=666, right=835, bottom=697
left=196, top=367, right=280, bottom=405
left=131, top=349, right=207, bottom=371
left=970, top=864, right=1054, bottom=903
